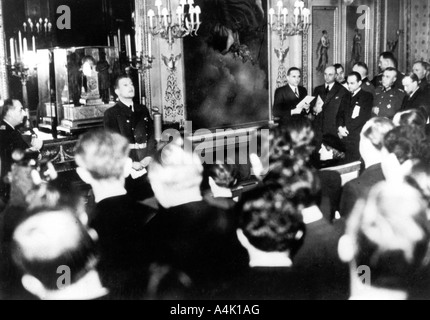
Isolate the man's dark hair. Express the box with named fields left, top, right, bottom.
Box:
left=380, top=51, right=398, bottom=69
left=1, top=99, right=18, bottom=119
left=114, top=75, right=133, bottom=90
left=334, top=63, right=344, bottom=71
left=348, top=71, right=362, bottom=83
left=396, top=109, right=428, bottom=128
left=353, top=62, right=369, bottom=75
left=287, top=67, right=301, bottom=76
left=384, top=125, right=430, bottom=164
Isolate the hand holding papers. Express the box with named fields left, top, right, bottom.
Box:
left=292, top=96, right=315, bottom=115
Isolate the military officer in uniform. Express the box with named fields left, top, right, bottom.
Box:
left=0, top=99, right=43, bottom=201
left=372, top=67, right=406, bottom=119
left=104, top=75, right=156, bottom=200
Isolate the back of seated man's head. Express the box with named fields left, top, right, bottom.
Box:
left=74, top=129, right=130, bottom=181
left=360, top=117, right=395, bottom=153
left=393, top=109, right=428, bottom=128
left=238, top=181, right=305, bottom=255
left=148, top=138, right=203, bottom=206
left=383, top=125, right=430, bottom=164
left=345, top=181, right=430, bottom=292
left=11, top=208, right=98, bottom=294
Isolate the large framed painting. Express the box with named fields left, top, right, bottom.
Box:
left=183, top=0, right=269, bottom=130
left=310, top=6, right=339, bottom=90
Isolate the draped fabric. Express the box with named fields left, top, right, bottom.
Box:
left=410, top=0, right=430, bottom=62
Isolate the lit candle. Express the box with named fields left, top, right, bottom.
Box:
left=29, top=21, right=33, bottom=32
left=188, top=0, right=194, bottom=5
left=281, top=8, right=288, bottom=26
left=303, top=8, right=310, bottom=24
left=48, top=22, right=52, bottom=32
left=154, top=113, right=162, bottom=142
left=268, top=8, right=275, bottom=26
left=195, top=5, right=201, bottom=24
left=32, top=36, right=36, bottom=52
left=155, top=0, right=162, bottom=17
left=298, top=1, right=305, bottom=9
left=23, top=22, right=27, bottom=32
left=180, top=0, right=186, bottom=14
left=162, top=7, right=169, bottom=27
left=113, top=35, right=119, bottom=49
left=294, top=0, right=300, bottom=8
left=18, top=31, right=23, bottom=58
left=189, top=6, right=195, bottom=27
left=147, top=33, right=152, bottom=59
left=44, top=22, right=47, bottom=33
left=118, top=29, right=121, bottom=51
left=294, top=8, right=300, bottom=25
left=10, top=38, right=15, bottom=65
left=107, top=35, right=111, bottom=47
left=39, top=18, right=43, bottom=24
left=176, top=6, right=182, bottom=24
left=23, top=37, right=28, bottom=55
left=36, top=22, right=40, bottom=33
left=277, top=1, right=283, bottom=19
left=148, top=9, right=155, bottom=29
left=127, top=34, right=132, bottom=59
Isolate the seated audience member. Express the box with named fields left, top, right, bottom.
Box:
left=336, top=72, right=373, bottom=163
left=0, top=99, right=43, bottom=202
left=11, top=208, right=109, bottom=300
left=413, top=61, right=429, bottom=91
left=401, top=72, right=430, bottom=116
left=201, top=162, right=239, bottom=210
left=318, top=134, right=346, bottom=168
left=339, top=117, right=395, bottom=218
left=338, top=181, right=430, bottom=300
left=372, top=67, right=406, bottom=119
left=372, top=52, right=404, bottom=89
left=74, top=129, right=156, bottom=298
left=145, top=138, right=248, bottom=299
left=353, top=62, right=376, bottom=98
left=223, top=180, right=310, bottom=300
left=393, top=108, right=428, bottom=128
left=381, top=125, right=430, bottom=183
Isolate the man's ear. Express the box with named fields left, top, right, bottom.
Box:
left=21, top=274, right=47, bottom=299
left=338, top=235, right=355, bottom=263
left=76, top=167, right=93, bottom=185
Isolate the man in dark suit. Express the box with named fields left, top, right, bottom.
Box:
left=336, top=72, right=373, bottom=163
left=0, top=99, right=43, bottom=202
left=273, top=67, right=309, bottom=125
left=104, top=75, right=156, bottom=200
left=371, top=52, right=404, bottom=89
left=413, top=61, right=429, bottom=91
left=334, top=63, right=348, bottom=88
left=353, top=62, right=376, bottom=98
left=339, top=117, right=395, bottom=218
left=312, top=66, right=349, bottom=145
left=401, top=72, right=430, bottom=117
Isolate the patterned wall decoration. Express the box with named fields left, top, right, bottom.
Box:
left=0, top=0, right=8, bottom=99
left=409, top=0, right=430, bottom=64
left=274, top=47, right=289, bottom=88
left=162, top=53, right=184, bottom=126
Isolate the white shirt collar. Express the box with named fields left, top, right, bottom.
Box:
left=352, top=88, right=362, bottom=97
left=301, top=205, right=324, bottom=224
left=3, top=119, right=15, bottom=129
left=289, top=84, right=298, bottom=92
left=326, top=82, right=335, bottom=91
left=410, top=87, right=420, bottom=98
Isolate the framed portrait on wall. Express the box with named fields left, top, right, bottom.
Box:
left=309, top=6, right=339, bottom=90
left=183, top=0, right=270, bottom=130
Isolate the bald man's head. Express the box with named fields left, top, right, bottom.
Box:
left=324, top=66, right=337, bottom=85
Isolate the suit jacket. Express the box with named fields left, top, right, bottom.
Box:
left=104, top=101, right=156, bottom=161
left=401, top=87, right=430, bottom=117
left=336, top=89, right=373, bottom=138
left=339, top=163, right=385, bottom=218
left=361, top=77, right=376, bottom=99
left=273, top=84, right=308, bottom=124
left=0, top=121, right=30, bottom=199
left=313, top=82, right=349, bottom=140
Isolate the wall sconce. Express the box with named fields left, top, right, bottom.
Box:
left=147, top=0, right=201, bottom=49
left=268, top=1, right=311, bottom=47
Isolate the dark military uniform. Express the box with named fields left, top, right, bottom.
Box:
left=372, top=87, right=406, bottom=119
left=103, top=101, right=156, bottom=201
left=361, top=77, right=376, bottom=99
left=104, top=101, right=156, bottom=162
left=0, top=120, right=30, bottom=200
left=371, top=71, right=405, bottom=90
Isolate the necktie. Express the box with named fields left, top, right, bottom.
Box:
left=325, top=85, right=330, bottom=95
left=295, top=88, right=299, bottom=98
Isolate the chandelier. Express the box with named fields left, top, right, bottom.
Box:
left=268, top=0, right=310, bottom=46
left=147, top=0, right=201, bottom=49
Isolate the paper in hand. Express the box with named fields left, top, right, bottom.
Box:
left=351, top=106, right=361, bottom=119
left=315, top=96, right=324, bottom=113
left=296, top=96, right=316, bottom=110
left=130, top=168, right=147, bottom=179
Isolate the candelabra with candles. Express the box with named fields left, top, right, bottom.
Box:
left=147, top=0, right=201, bottom=50
left=268, top=0, right=311, bottom=46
